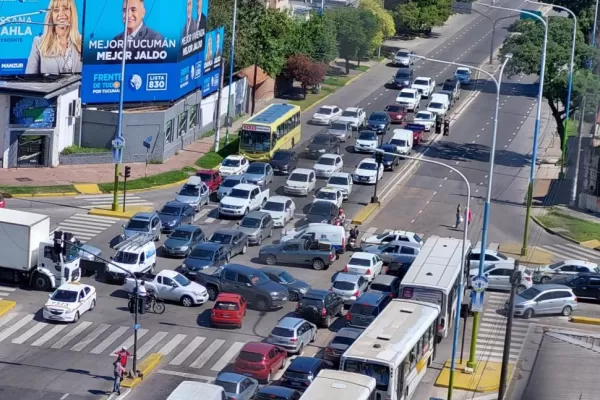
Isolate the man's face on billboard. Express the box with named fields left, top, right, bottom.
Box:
left=187, top=0, right=192, bottom=19
left=123, top=0, right=146, bottom=32
left=196, top=0, right=203, bottom=18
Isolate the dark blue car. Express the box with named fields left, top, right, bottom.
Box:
left=255, top=385, right=301, bottom=400
left=181, top=242, right=228, bottom=278
left=162, top=225, right=205, bottom=257
left=378, top=144, right=400, bottom=171
left=367, top=111, right=391, bottom=134
left=157, top=201, right=195, bottom=232
left=280, top=357, right=333, bottom=392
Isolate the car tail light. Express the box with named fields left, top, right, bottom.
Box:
left=343, top=265, right=349, bottom=272
left=524, top=275, right=531, bottom=282
left=389, top=293, right=394, bottom=298
left=366, top=268, right=372, bottom=275
left=438, top=318, right=446, bottom=334
left=295, top=303, right=300, bottom=311
left=342, top=236, right=346, bottom=248
left=346, top=312, right=352, bottom=321
left=574, top=297, right=578, bottom=302
left=290, top=338, right=297, bottom=342
left=329, top=252, right=335, bottom=261
left=354, top=290, right=360, bottom=296
left=321, top=308, right=327, bottom=316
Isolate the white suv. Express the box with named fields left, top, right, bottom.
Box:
left=326, top=172, right=353, bottom=199
left=395, top=88, right=421, bottom=111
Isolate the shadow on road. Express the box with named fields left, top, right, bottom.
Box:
left=426, top=141, right=532, bottom=168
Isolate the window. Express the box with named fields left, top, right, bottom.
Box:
left=178, top=111, right=188, bottom=138
left=575, top=266, right=590, bottom=273
left=224, top=270, right=236, bottom=281
left=165, top=119, right=174, bottom=144
left=237, top=274, right=251, bottom=285
left=536, top=293, right=555, bottom=302
left=274, top=112, right=300, bottom=143
left=489, top=269, right=505, bottom=276
left=400, top=246, right=416, bottom=255
left=559, top=265, right=575, bottom=272
left=409, top=344, right=417, bottom=369
left=84, top=287, right=91, bottom=295
left=189, top=104, right=198, bottom=129
left=589, top=277, right=600, bottom=286
left=555, top=291, right=573, bottom=299
left=484, top=254, right=499, bottom=261
left=162, top=277, right=174, bottom=286
left=470, top=253, right=480, bottom=261
left=283, top=243, right=300, bottom=251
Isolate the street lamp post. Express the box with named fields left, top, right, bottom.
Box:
left=223, top=0, right=238, bottom=147
left=477, top=4, right=549, bottom=258
left=376, top=149, right=470, bottom=400
left=528, top=1, right=577, bottom=177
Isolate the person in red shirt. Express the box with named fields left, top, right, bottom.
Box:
left=467, top=208, right=472, bottom=226
left=115, top=347, right=131, bottom=369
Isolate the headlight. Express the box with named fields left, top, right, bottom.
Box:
left=318, top=149, right=325, bottom=153
left=179, top=245, right=189, bottom=251
left=192, top=292, right=201, bottom=296
left=181, top=263, right=187, bottom=269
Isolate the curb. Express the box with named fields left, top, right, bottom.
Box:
left=569, top=316, right=600, bottom=326
left=125, top=178, right=189, bottom=194
left=120, top=353, right=162, bottom=388
left=0, top=300, right=16, bottom=317
left=352, top=203, right=380, bottom=225
left=10, top=191, right=78, bottom=198
left=531, top=215, right=594, bottom=247
left=89, top=206, right=154, bottom=219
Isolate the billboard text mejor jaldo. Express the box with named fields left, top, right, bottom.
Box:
left=80, top=0, right=222, bottom=103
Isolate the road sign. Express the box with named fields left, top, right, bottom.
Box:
left=470, top=290, right=484, bottom=313
left=143, top=136, right=152, bottom=149
left=112, top=136, right=125, bottom=149
left=471, top=276, right=489, bottom=293
left=134, top=323, right=140, bottom=330
left=112, top=137, right=125, bottom=164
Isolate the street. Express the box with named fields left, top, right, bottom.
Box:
left=1, top=0, right=599, bottom=399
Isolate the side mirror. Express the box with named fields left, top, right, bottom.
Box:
left=245, top=283, right=252, bottom=287
left=171, top=283, right=178, bottom=288
left=110, top=256, right=113, bottom=260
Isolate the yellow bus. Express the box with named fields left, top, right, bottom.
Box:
left=239, top=103, right=301, bottom=161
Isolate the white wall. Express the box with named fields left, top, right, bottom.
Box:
left=0, top=95, right=10, bottom=168
left=50, top=88, right=78, bottom=166
left=200, top=77, right=248, bottom=129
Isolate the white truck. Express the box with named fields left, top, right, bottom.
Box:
left=411, top=76, right=436, bottom=98
left=218, top=183, right=270, bottom=217
left=106, top=233, right=157, bottom=283
left=0, top=209, right=81, bottom=291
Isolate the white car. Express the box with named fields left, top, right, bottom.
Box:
left=219, top=183, right=269, bottom=217
left=311, top=105, right=342, bottom=125
left=353, top=158, right=383, bottom=184
left=533, top=260, right=600, bottom=283
left=219, top=155, right=249, bottom=176
left=261, top=195, right=296, bottom=227
left=393, top=49, right=414, bottom=67
left=284, top=168, right=316, bottom=196
left=326, top=172, right=353, bottom=200
left=354, top=130, right=378, bottom=153
left=413, top=111, right=436, bottom=131
left=43, top=283, right=96, bottom=323
left=361, top=230, right=423, bottom=246
left=343, top=252, right=384, bottom=282
left=411, top=77, right=436, bottom=98
left=313, top=153, right=344, bottom=178
left=427, top=97, right=449, bottom=117
left=314, top=187, right=344, bottom=208
left=337, top=107, right=366, bottom=130
left=396, top=88, right=421, bottom=111
left=468, top=248, right=515, bottom=269
left=468, top=263, right=533, bottom=293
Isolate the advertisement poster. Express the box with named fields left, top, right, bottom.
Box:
left=10, top=96, right=56, bottom=128
left=0, top=0, right=84, bottom=75
left=201, top=27, right=224, bottom=96
left=81, top=0, right=207, bottom=103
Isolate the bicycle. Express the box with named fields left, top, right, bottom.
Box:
left=128, top=292, right=166, bottom=314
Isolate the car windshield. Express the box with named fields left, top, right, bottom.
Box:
left=222, top=158, right=241, bottom=167
left=215, top=301, right=240, bottom=310
left=386, top=105, right=403, bottom=112
left=178, top=185, right=199, bottom=197
left=197, top=173, right=213, bottom=181
left=289, top=173, right=308, bottom=182
left=272, top=151, right=291, bottom=161
left=359, top=131, right=376, bottom=140
left=317, top=157, right=335, bottom=166
left=390, top=139, right=406, bottom=147
left=159, top=206, right=182, bottom=216
left=350, top=258, right=371, bottom=267
left=317, top=107, right=332, bottom=115
left=240, top=217, right=261, bottom=228
left=456, top=69, right=469, bottom=75
left=317, top=191, right=337, bottom=200
left=271, top=327, right=294, bottom=337
left=548, top=262, right=565, bottom=270
left=246, top=164, right=264, bottom=174
left=398, top=92, right=414, bottom=98
left=125, top=219, right=149, bottom=231
left=332, top=335, right=357, bottom=346
left=173, top=274, right=191, bottom=287
left=429, top=102, right=443, bottom=109
left=309, top=202, right=332, bottom=215
left=113, top=251, right=138, bottom=264
left=333, top=281, right=355, bottom=290
left=350, top=303, right=377, bottom=316
left=331, top=122, right=349, bottom=130
left=415, top=112, right=432, bottom=120
left=214, top=380, right=238, bottom=394
left=263, top=201, right=285, bottom=212
left=189, top=248, right=214, bottom=260
left=360, top=162, right=377, bottom=170
left=496, top=252, right=509, bottom=260
left=210, top=233, right=233, bottom=244
left=328, top=176, right=348, bottom=185
left=370, top=283, right=391, bottom=293
left=414, top=79, right=428, bottom=86
left=277, top=271, right=295, bottom=283
left=369, top=114, right=386, bottom=121
left=442, top=83, right=455, bottom=90
left=238, top=351, right=264, bottom=362
left=311, top=136, right=329, bottom=145
left=519, top=287, right=541, bottom=300
left=228, top=189, right=250, bottom=199
left=341, top=111, right=357, bottom=118
left=396, top=51, right=409, bottom=57
left=51, top=290, right=78, bottom=302
left=249, top=272, right=269, bottom=284
left=222, top=179, right=240, bottom=188
left=300, top=297, right=324, bottom=307
left=169, top=230, right=192, bottom=240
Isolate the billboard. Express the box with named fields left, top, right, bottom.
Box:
left=81, top=0, right=209, bottom=104
left=201, top=27, right=224, bottom=96
left=10, top=96, right=56, bottom=128
left=0, top=0, right=84, bottom=75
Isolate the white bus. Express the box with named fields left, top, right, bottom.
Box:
left=399, top=236, right=471, bottom=339
left=340, top=300, right=440, bottom=400
left=299, top=370, right=377, bottom=400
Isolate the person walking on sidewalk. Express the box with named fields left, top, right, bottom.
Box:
left=113, top=360, right=125, bottom=395
left=115, top=346, right=131, bottom=370
left=455, top=204, right=463, bottom=229
left=467, top=208, right=472, bottom=227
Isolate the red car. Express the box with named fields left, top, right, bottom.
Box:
left=0, top=195, right=5, bottom=208
left=210, top=293, right=247, bottom=328
left=233, top=342, right=287, bottom=383
left=384, top=104, right=407, bottom=124
left=403, top=123, right=425, bottom=145
left=196, top=169, right=222, bottom=193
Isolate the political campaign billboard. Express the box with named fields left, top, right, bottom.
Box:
left=200, top=27, right=224, bottom=96
left=81, top=0, right=208, bottom=104
left=0, top=0, right=84, bottom=75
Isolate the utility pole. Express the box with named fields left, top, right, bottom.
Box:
left=498, top=260, right=521, bottom=400
left=213, top=59, right=225, bottom=151
left=570, top=96, right=587, bottom=207
left=371, top=151, right=383, bottom=203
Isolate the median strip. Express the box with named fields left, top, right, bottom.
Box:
left=120, top=353, right=162, bottom=389
left=89, top=205, right=154, bottom=219
left=352, top=203, right=380, bottom=225
left=0, top=300, right=16, bottom=317
left=569, top=316, right=600, bottom=326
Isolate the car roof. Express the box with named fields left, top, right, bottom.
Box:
left=225, top=263, right=259, bottom=273
left=369, top=111, right=387, bottom=117
left=276, top=317, right=305, bottom=329
left=186, top=176, right=202, bottom=186
left=351, top=252, right=374, bottom=260
left=358, top=130, right=377, bottom=135
left=56, top=283, right=90, bottom=292
left=329, top=172, right=351, bottom=178
left=558, top=260, right=598, bottom=267
left=215, top=293, right=243, bottom=302
left=313, top=133, right=330, bottom=139
left=288, top=356, right=321, bottom=371
left=400, top=88, right=418, bottom=92
left=456, top=67, right=470, bottom=71
left=387, top=240, right=421, bottom=248
left=159, top=269, right=179, bottom=278
left=216, top=372, right=246, bottom=383
left=197, top=169, right=216, bottom=174
left=258, top=385, right=298, bottom=396
left=241, top=342, right=277, bottom=355
left=344, top=106, right=360, bottom=112
left=445, top=78, right=458, bottom=83
left=248, top=162, right=268, bottom=167
left=245, top=211, right=269, bottom=219
left=319, top=186, right=341, bottom=193
left=336, top=327, right=364, bottom=338
left=260, top=267, right=286, bottom=275
left=174, top=225, right=201, bottom=232
left=290, top=168, right=314, bottom=175
left=371, top=274, right=398, bottom=285
left=334, top=273, right=362, bottom=283
left=318, top=153, right=338, bottom=160
left=355, top=291, right=387, bottom=305
left=359, top=159, right=377, bottom=165
left=162, top=201, right=187, bottom=208
left=266, top=195, right=292, bottom=203
left=193, top=242, right=222, bottom=251
left=233, top=183, right=260, bottom=191
left=225, top=155, right=245, bottom=161
left=414, top=76, right=430, bottom=80
left=212, top=228, right=238, bottom=235
left=131, top=212, right=156, bottom=220
left=302, top=289, right=328, bottom=299
left=273, top=149, right=295, bottom=155
left=223, top=175, right=244, bottom=181
left=319, top=105, right=336, bottom=110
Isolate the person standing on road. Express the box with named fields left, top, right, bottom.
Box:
left=455, top=204, right=462, bottom=229
left=467, top=208, right=472, bottom=227
left=113, top=360, right=124, bottom=395
left=136, top=281, right=148, bottom=313
left=115, top=346, right=131, bottom=369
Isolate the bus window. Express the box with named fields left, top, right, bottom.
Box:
left=241, top=129, right=271, bottom=151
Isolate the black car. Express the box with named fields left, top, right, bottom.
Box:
left=208, top=228, right=248, bottom=260
left=260, top=267, right=311, bottom=301
left=551, top=273, right=600, bottom=301
left=281, top=357, right=334, bottom=392
left=304, top=201, right=338, bottom=224
left=157, top=201, right=195, bottom=232
left=378, top=144, right=400, bottom=171
left=305, top=134, right=340, bottom=159
left=270, top=150, right=298, bottom=175
left=255, top=386, right=301, bottom=400
left=441, top=78, right=460, bottom=100
left=387, top=260, right=412, bottom=280
left=324, top=327, right=363, bottom=365
left=296, top=289, right=344, bottom=328
left=347, top=292, right=391, bottom=329
left=366, top=111, right=391, bottom=134
left=181, top=242, right=228, bottom=278
left=368, top=274, right=401, bottom=298
left=392, top=67, right=413, bottom=88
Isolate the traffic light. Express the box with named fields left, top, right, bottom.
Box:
left=53, top=231, right=63, bottom=254
left=443, top=120, right=450, bottom=136
left=375, top=151, right=384, bottom=164
left=62, top=232, right=73, bottom=256
left=124, top=166, right=131, bottom=179
left=435, top=118, right=442, bottom=134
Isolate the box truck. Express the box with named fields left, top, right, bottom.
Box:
left=0, top=208, right=82, bottom=291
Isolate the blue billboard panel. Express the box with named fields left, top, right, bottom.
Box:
left=81, top=0, right=208, bottom=104
left=0, top=0, right=84, bottom=75
left=200, top=27, right=224, bottom=97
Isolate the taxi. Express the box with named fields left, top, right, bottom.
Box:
left=43, top=283, right=96, bottom=323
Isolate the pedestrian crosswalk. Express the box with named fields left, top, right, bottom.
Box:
left=0, top=311, right=251, bottom=375
left=541, top=243, right=600, bottom=264
left=0, top=285, right=15, bottom=301
left=56, top=213, right=121, bottom=243
left=77, top=194, right=154, bottom=209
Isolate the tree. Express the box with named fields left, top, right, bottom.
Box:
left=357, top=8, right=381, bottom=63
left=393, top=0, right=451, bottom=35
left=285, top=54, right=328, bottom=99
left=330, top=8, right=367, bottom=74
left=291, top=13, right=339, bottom=64
left=360, top=0, right=396, bottom=39
left=500, top=17, right=600, bottom=150
left=543, top=0, right=596, bottom=39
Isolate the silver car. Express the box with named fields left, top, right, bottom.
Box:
left=175, top=177, right=210, bottom=210
left=330, top=272, right=369, bottom=305
left=267, top=317, right=317, bottom=354
left=234, top=211, right=274, bottom=246
left=361, top=241, right=421, bottom=264
left=242, top=162, right=274, bottom=188
left=122, top=212, right=161, bottom=240
left=214, top=372, right=258, bottom=400
left=217, top=175, right=247, bottom=200
left=328, top=121, right=352, bottom=142
left=509, top=284, right=578, bottom=319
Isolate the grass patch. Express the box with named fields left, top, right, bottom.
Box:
left=0, top=184, right=76, bottom=195
left=289, top=85, right=336, bottom=110
left=195, top=137, right=240, bottom=169
left=61, top=145, right=109, bottom=155
left=97, top=166, right=196, bottom=193
left=323, top=75, right=352, bottom=87
left=353, top=65, right=369, bottom=72
left=537, top=208, right=600, bottom=242
left=565, top=120, right=577, bottom=137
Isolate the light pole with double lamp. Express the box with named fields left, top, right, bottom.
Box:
left=222, top=0, right=239, bottom=148
left=375, top=149, right=470, bottom=400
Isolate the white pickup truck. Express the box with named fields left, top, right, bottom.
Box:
left=123, top=269, right=209, bottom=307
left=219, top=183, right=270, bottom=217
left=411, top=77, right=436, bottom=98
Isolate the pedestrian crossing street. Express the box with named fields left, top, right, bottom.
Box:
left=77, top=194, right=154, bottom=209
left=55, top=213, right=121, bottom=243
left=0, top=311, right=251, bottom=375
left=540, top=242, right=600, bottom=264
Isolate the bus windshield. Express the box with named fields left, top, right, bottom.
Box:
left=241, top=129, right=271, bottom=152
left=343, top=360, right=390, bottom=391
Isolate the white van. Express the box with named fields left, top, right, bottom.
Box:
left=427, top=93, right=450, bottom=117
left=281, top=223, right=347, bottom=254
left=167, top=381, right=226, bottom=400
left=105, top=233, right=157, bottom=282
left=389, top=129, right=413, bottom=155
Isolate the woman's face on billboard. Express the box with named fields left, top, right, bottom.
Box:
left=52, top=0, right=72, bottom=27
